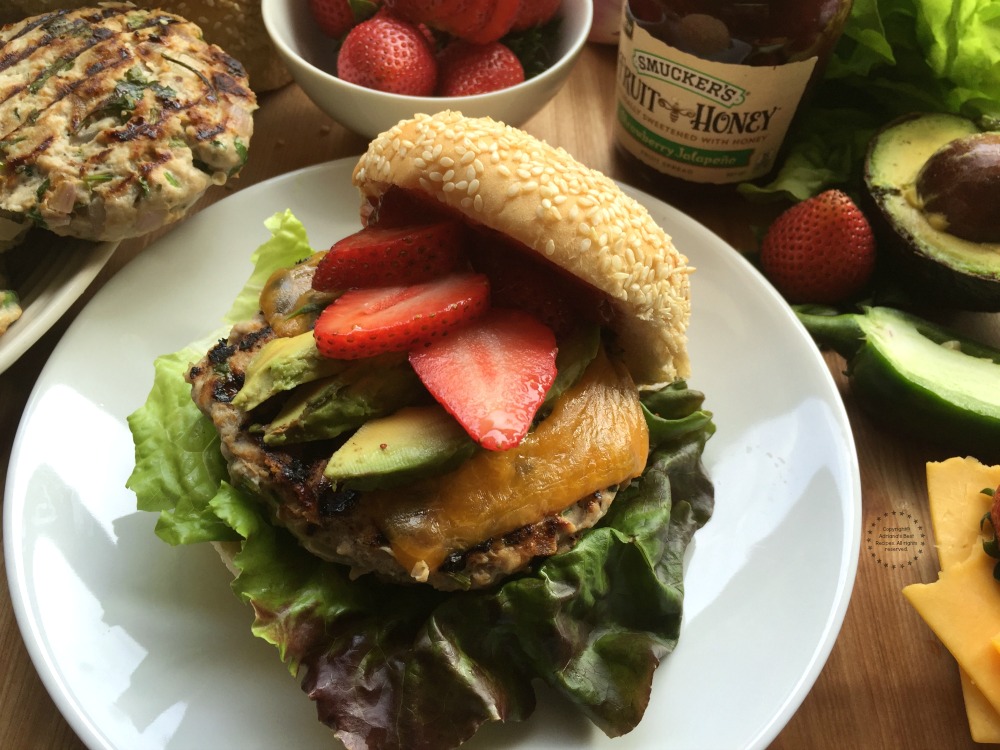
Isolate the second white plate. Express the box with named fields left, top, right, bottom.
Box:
left=5, top=157, right=861, bottom=750
left=0, top=231, right=118, bottom=374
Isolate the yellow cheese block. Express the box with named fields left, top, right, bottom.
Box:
left=919, top=458, right=1000, bottom=743
left=963, top=669, right=1000, bottom=745
left=927, top=457, right=999, bottom=570
left=904, top=547, right=1000, bottom=706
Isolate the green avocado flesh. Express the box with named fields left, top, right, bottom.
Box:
left=865, top=112, right=1000, bottom=307
left=235, top=323, right=602, bottom=483
left=262, top=355, right=424, bottom=446
left=232, top=331, right=344, bottom=411
left=325, top=405, right=478, bottom=489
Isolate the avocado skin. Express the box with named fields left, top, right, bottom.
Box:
left=864, top=112, right=1000, bottom=311
left=848, top=342, right=1000, bottom=458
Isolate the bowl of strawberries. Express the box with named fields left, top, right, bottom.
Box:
left=261, top=0, right=592, bottom=138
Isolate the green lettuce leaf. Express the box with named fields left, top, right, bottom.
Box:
left=126, top=335, right=237, bottom=545
left=127, top=212, right=716, bottom=750
left=741, top=0, right=1000, bottom=201
left=189, top=393, right=714, bottom=750
left=127, top=210, right=316, bottom=543
left=223, top=208, right=314, bottom=324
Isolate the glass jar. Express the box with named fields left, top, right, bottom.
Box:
left=614, top=0, right=853, bottom=188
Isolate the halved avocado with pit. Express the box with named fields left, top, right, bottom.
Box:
left=864, top=112, right=1000, bottom=310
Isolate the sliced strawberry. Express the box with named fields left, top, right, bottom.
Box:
left=409, top=309, right=558, bottom=451
left=469, top=232, right=608, bottom=336
left=313, top=272, right=490, bottom=359
left=361, top=186, right=455, bottom=227
left=312, top=221, right=467, bottom=291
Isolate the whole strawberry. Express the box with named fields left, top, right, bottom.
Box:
left=436, top=40, right=524, bottom=97
left=510, top=0, right=560, bottom=31
left=337, top=12, right=437, bottom=95
left=310, top=0, right=379, bottom=38
left=387, top=0, right=520, bottom=43
left=759, top=189, right=876, bottom=304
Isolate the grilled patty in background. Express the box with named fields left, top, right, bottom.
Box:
left=0, top=3, right=256, bottom=242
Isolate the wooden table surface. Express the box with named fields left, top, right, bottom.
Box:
left=0, top=42, right=992, bottom=750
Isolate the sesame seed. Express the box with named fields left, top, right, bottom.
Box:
left=354, top=110, right=691, bottom=384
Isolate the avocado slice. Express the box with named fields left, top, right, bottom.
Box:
left=864, top=112, right=1000, bottom=310
left=541, top=324, right=601, bottom=410
left=325, top=405, right=477, bottom=490
left=262, top=355, right=424, bottom=446
left=232, top=330, right=345, bottom=411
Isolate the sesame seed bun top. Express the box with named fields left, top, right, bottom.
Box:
left=352, top=110, right=692, bottom=386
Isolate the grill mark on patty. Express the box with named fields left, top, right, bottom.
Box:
left=2, top=21, right=232, bottom=144
left=0, top=8, right=171, bottom=102
left=318, top=486, right=360, bottom=518
left=0, top=4, right=255, bottom=241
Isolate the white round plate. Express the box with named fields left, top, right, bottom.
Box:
left=4, top=158, right=860, bottom=750
left=0, top=233, right=118, bottom=374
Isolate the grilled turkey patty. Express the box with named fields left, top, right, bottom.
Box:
left=0, top=3, right=256, bottom=241
left=186, top=314, right=621, bottom=591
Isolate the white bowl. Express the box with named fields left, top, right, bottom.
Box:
left=261, top=0, right=593, bottom=139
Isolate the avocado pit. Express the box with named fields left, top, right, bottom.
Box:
left=863, top=112, right=1000, bottom=310
left=915, top=132, right=1000, bottom=243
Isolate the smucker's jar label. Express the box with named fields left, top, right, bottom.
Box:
left=614, top=3, right=817, bottom=185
